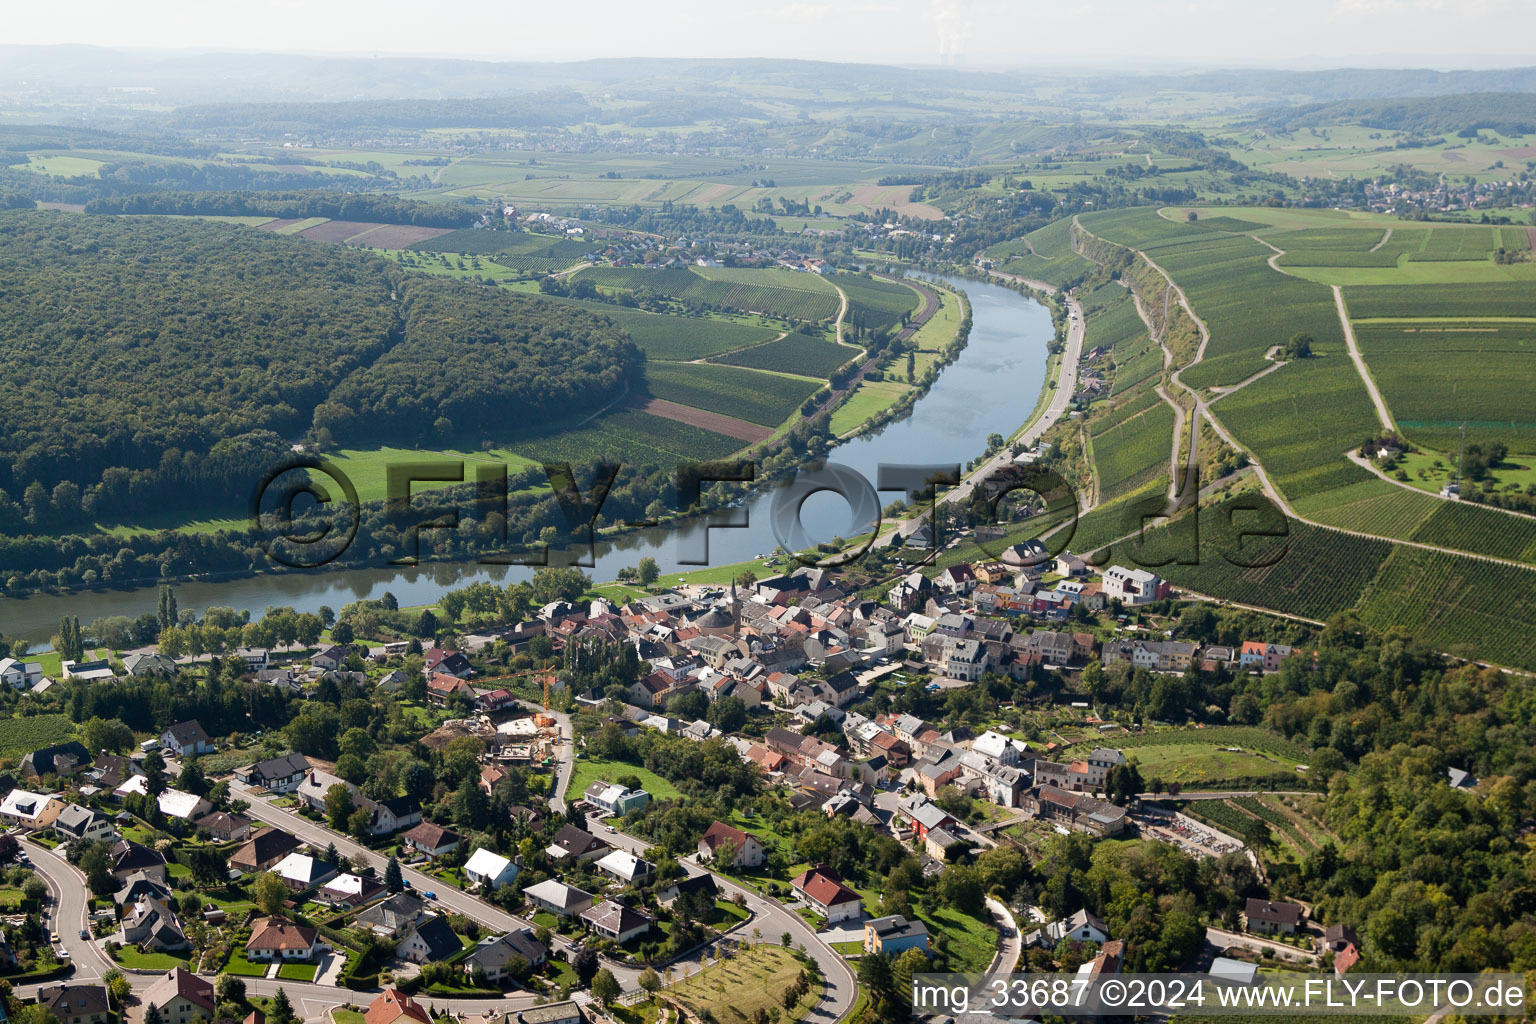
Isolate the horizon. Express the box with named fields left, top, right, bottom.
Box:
left=6, top=0, right=1536, bottom=69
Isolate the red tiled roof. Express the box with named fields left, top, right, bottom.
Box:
left=791, top=867, right=861, bottom=907
left=366, top=988, right=431, bottom=1024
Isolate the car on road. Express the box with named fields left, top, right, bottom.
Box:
left=422, top=891, right=437, bottom=900
left=79, top=929, right=89, bottom=940
left=56, top=947, right=69, bottom=959
left=604, top=825, right=616, bottom=833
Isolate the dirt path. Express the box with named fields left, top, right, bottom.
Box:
left=1333, top=285, right=1396, bottom=432
left=1369, top=227, right=1393, bottom=252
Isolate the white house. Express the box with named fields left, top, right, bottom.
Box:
left=0, top=659, right=44, bottom=690
left=159, top=721, right=214, bottom=757
left=157, top=789, right=213, bottom=822
left=463, top=848, right=519, bottom=890
left=594, top=850, right=654, bottom=886
left=0, top=789, right=65, bottom=830
left=971, top=730, right=1019, bottom=765
left=1101, top=566, right=1166, bottom=606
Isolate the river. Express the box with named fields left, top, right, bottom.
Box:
left=0, top=274, right=1051, bottom=645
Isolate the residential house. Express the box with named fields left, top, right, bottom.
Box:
left=121, top=897, right=189, bottom=952
left=1245, top=898, right=1304, bottom=936
left=522, top=879, right=594, bottom=918
left=545, top=824, right=609, bottom=862
left=583, top=781, right=650, bottom=816
left=246, top=918, right=329, bottom=961
left=427, top=674, right=474, bottom=704
left=366, top=990, right=431, bottom=1024
left=464, top=928, right=548, bottom=982
left=517, top=1004, right=583, bottom=1024
left=402, top=822, right=463, bottom=859
left=581, top=901, right=653, bottom=944
left=21, top=741, right=93, bottom=779
left=356, top=894, right=429, bottom=940
left=0, top=789, right=65, bottom=829
left=0, top=658, right=43, bottom=689
left=310, top=644, right=351, bottom=671
left=38, top=984, right=112, bottom=1024
left=231, top=827, right=302, bottom=874
left=61, top=659, right=115, bottom=681
left=1026, top=909, right=1110, bottom=947
left=396, top=915, right=462, bottom=964
left=157, top=788, right=213, bottom=822
left=159, top=721, right=214, bottom=757
left=122, top=653, right=177, bottom=678
left=55, top=804, right=114, bottom=844
left=595, top=850, right=654, bottom=885
left=234, top=754, right=312, bottom=794
left=193, top=811, right=252, bottom=842
left=1024, top=786, right=1127, bottom=836
left=790, top=866, right=863, bottom=923
left=970, top=731, right=1018, bottom=765
left=271, top=852, right=339, bottom=891
left=318, top=873, right=386, bottom=908
left=110, top=839, right=168, bottom=883
left=864, top=915, right=931, bottom=956
left=1101, top=566, right=1168, bottom=605
left=696, top=821, right=765, bottom=867
left=423, top=649, right=473, bottom=678
left=463, top=848, right=519, bottom=890
left=143, top=968, right=215, bottom=1024
left=657, top=873, right=718, bottom=906
left=1239, top=641, right=1299, bottom=673
left=943, top=637, right=988, bottom=681
left=899, top=798, right=954, bottom=841
left=475, top=689, right=517, bottom=713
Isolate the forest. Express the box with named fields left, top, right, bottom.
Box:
left=0, top=211, right=637, bottom=524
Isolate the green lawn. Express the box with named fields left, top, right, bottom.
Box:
left=222, top=951, right=272, bottom=976
left=333, top=1012, right=366, bottom=1024
left=278, top=962, right=319, bottom=981
left=113, top=947, right=191, bottom=970
left=567, top=755, right=683, bottom=804
left=829, top=378, right=914, bottom=436
left=918, top=904, right=997, bottom=973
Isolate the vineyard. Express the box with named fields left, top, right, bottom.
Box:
left=1082, top=207, right=1345, bottom=388
left=1290, top=476, right=1438, bottom=537
left=643, top=362, right=818, bottom=428
left=1344, top=282, right=1536, bottom=319
left=988, top=217, right=1095, bottom=288
left=574, top=266, right=840, bottom=321
left=1408, top=501, right=1536, bottom=563
left=0, top=714, right=76, bottom=758
left=1117, top=726, right=1313, bottom=764
left=713, top=334, right=856, bottom=378
left=1407, top=225, right=1500, bottom=262
left=517, top=408, right=743, bottom=466
left=1212, top=359, right=1382, bottom=499
left=1091, top=398, right=1176, bottom=499
left=1352, top=321, right=1536, bottom=451
left=1355, top=546, right=1536, bottom=669
left=541, top=298, right=780, bottom=361
left=835, top=273, right=922, bottom=331
left=1154, top=501, right=1393, bottom=622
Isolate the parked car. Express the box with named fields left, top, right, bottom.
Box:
left=78, top=929, right=89, bottom=940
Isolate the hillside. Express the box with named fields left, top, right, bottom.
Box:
left=0, top=211, right=638, bottom=527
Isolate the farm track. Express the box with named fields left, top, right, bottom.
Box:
left=1333, top=285, right=1396, bottom=432
left=1369, top=227, right=1394, bottom=252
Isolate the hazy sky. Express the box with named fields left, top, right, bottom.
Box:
left=7, top=0, right=1535, bottom=67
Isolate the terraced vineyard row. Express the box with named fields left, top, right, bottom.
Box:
left=1354, top=546, right=1536, bottom=668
